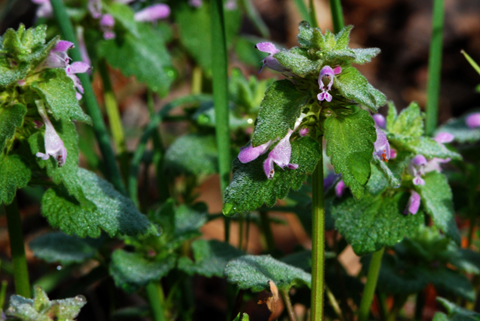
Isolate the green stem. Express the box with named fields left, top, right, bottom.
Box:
left=358, top=247, right=384, bottom=321
left=293, top=0, right=311, bottom=24
left=308, top=0, right=319, bottom=28
left=0, top=280, right=7, bottom=309
left=461, top=50, right=480, bottom=75
left=211, top=0, right=232, bottom=243
left=281, top=290, right=297, bottom=321
left=311, top=151, right=325, bottom=321
left=50, top=0, right=126, bottom=194
left=5, top=198, right=31, bottom=298
left=329, top=0, right=345, bottom=33
left=259, top=211, right=275, bottom=251
left=239, top=0, right=270, bottom=38
left=191, top=66, right=203, bottom=95
left=146, top=281, right=167, bottom=321
left=425, top=0, right=445, bottom=136
left=97, top=59, right=129, bottom=185
left=325, top=286, right=345, bottom=321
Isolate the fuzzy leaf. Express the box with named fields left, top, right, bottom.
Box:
left=297, top=21, right=313, bottom=47
left=223, top=137, right=321, bottom=216
left=416, top=172, right=461, bottom=245
left=29, top=232, right=99, bottom=265
left=332, top=192, right=424, bottom=256
left=109, top=250, right=176, bottom=293
left=0, top=103, right=26, bottom=152
left=0, top=155, right=31, bottom=205
left=389, top=135, right=461, bottom=160
left=352, top=48, right=381, bottom=64
left=334, top=25, right=353, bottom=50
left=324, top=109, right=376, bottom=199
left=32, top=69, right=91, bottom=123
left=178, top=239, right=244, bottom=277
left=274, top=48, right=322, bottom=77
left=0, top=58, right=29, bottom=87
left=387, top=102, right=424, bottom=138
left=41, top=168, right=153, bottom=238
left=98, top=22, right=175, bottom=96
left=225, top=255, right=311, bottom=292
left=164, top=134, right=218, bottom=177
left=435, top=111, right=480, bottom=144
left=252, top=80, right=309, bottom=146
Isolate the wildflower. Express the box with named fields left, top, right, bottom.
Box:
left=466, top=113, right=480, bottom=129
left=255, top=42, right=288, bottom=73
left=317, top=65, right=341, bottom=102
left=404, top=190, right=421, bottom=215
left=134, top=4, right=170, bottom=22
left=324, top=172, right=338, bottom=191
left=35, top=101, right=67, bottom=167
left=423, top=132, right=454, bottom=173
left=335, top=180, right=346, bottom=197
left=65, top=62, right=91, bottom=100
left=390, top=148, right=397, bottom=159
left=238, top=141, right=273, bottom=164
left=31, top=0, right=52, bottom=18
left=299, top=128, right=309, bottom=137
left=41, top=40, right=74, bottom=69
left=88, top=0, right=102, bottom=19
left=434, top=132, right=454, bottom=144
left=373, top=114, right=386, bottom=128
left=408, top=155, right=427, bottom=185
left=264, top=129, right=298, bottom=179
left=373, top=126, right=390, bottom=162
left=100, top=14, right=116, bottom=40
left=225, top=0, right=237, bottom=10
left=189, top=0, right=202, bottom=7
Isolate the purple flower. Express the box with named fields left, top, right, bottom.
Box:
left=225, top=0, right=237, bottom=10
left=189, top=0, right=202, bottom=6
left=41, top=40, right=74, bottom=69
left=373, top=114, right=386, bottom=128
left=408, top=155, right=427, bottom=185
left=134, top=4, right=170, bottom=22
left=255, top=42, right=288, bottom=73
left=100, top=14, right=116, bottom=40
left=264, top=129, right=298, bottom=179
left=65, top=62, right=90, bottom=100
left=324, top=172, right=338, bottom=190
left=35, top=101, right=67, bottom=167
left=335, top=180, right=346, bottom=197
left=404, top=190, right=421, bottom=215
left=299, top=127, right=309, bottom=137
left=32, top=0, right=52, bottom=18
left=466, top=113, right=480, bottom=129
left=317, top=65, right=341, bottom=102
left=88, top=0, right=102, bottom=19
left=373, top=126, right=391, bottom=161
left=238, top=140, right=273, bottom=163
left=434, top=132, right=454, bottom=143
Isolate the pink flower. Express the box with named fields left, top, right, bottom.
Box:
left=35, top=101, right=67, bottom=167
left=134, top=4, right=170, bottom=22
left=65, top=62, right=91, bottom=100
left=335, top=180, right=346, bottom=197
left=238, top=141, right=273, bottom=164
left=189, top=0, right=202, bottom=6
left=32, top=0, right=52, bottom=18
left=434, top=132, right=454, bottom=144
left=41, top=40, right=74, bottom=69
left=408, top=155, right=427, bottom=185
left=373, top=114, right=386, bottom=128
left=317, top=65, right=341, bottom=102
left=255, top=42, right=288, bottom=73
left=100, top=14, right=116, bottom=40
left=373, top=126, right=391, bottom=162
left=299, top=128, right=309, bottom=137
left=466, top=113, right=480, bottom=129
left=88, top=0, right=102, bottom=18
left=404, top=190, right=421, bottom=215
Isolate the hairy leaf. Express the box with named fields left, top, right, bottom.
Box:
left=435, top=111, right=480, bottom=144
left=389, top=135, right=461, bottom=160
left=274, top=48, right=321, bottom=77
left=386, top=101, right=423, bottom=138
left=0, top=103, right=26, bottom=152
left=352, top=48, right=381, bottom=64
left=0, top=155, right=31, bottom=205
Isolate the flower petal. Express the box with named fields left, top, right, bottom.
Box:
left=238, top=141, right=271, bottom=163
left=53, top=40, right=74, bottom=52
left=68, top=61, right=91, bottom=74
left=255, top=42, right=279, bottom=55
left=100, top=14, right=115, bottom=27
left=134, top=4, right=171, bottom=22
left=434, top=132, right=454, bottom=143
left=466, top=113, right=480, bottom=129
left=373, top=114, right=386, bottom=128
left=404, top=190, right=421, bottom=215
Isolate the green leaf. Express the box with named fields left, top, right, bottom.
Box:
left=416, top=172, right=461, bottom=245
left=109, top=250, right=176, bottom=293
left=332, top=192, right=424, bottom=256
left=252, top=80, right=309, bottom=146
left=324, top=109, right=376, bottom=199
left=177, top=239, right=244, bottom=277
left=98, top=22, right=175, bottom=96
left=372, top=157, right=401, bottom=189
left=435, top=111, right=480, bottom=144
left=297, top=21, right=313, bottom=47
left=41, top=168, right=153, bottom=238
left=1, top=25, right=47, bottom=62
left=233, top=313, right=250, bottom=321
left=224, top=255, right=311, bottom=292
left=29, top=232, right=99, bottom=265
left=274, top=48, right=322, bottom=77
left=352, top=48, right=381, bottom=64
left=223, top=137, right=321, bottom=216
left=6, top=286, right=86, bottom=321
left=0, top=155, right=31, bottom=205
left=429, top=268, right=475, bottom=301
left=104, top=3, right=138, bottom=36
left=334, top=66, right=385, bottom=112
left=0, top=103, right=26, bottom=152
left=32, top=69, right=91, bottom=123
left=386, top=102, right=424, bottom=137
left=436, top=297, right=480, bottom=320
left=365, top=162, right=388, bottom=196
left=0, top=58, right=29, bottom=87
left=444, top=245, right=480, bottom=275
left=389, top=135, right=461, bottom=160
left=334, top=25, right=353, bottom=50
left=164, top=134, right=218, bottom=177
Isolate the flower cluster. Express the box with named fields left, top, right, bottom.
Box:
left=317, top=65, right=341, bottom=102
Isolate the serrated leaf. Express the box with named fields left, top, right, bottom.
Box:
left=29, top=232, right=99, bottom=265
left=274, top=48, right=321, bottom=77
left=0, top=155, right=31, bottom=205
left=436, top=298, right=480, bottom=320
left=332, top=192, right=424, bottom=256
left=436, top=111, right=480, bottom=144
left=41, top=168, right=153, bottom=238
left=0, top=57, right=30, bottom=87
left=373, top=157, right=401, bottom=188
left=224, top=255, right=311, bottom=292
left=416, top=172, right=461, bottom=245
left=297, top=21, right=313, bottom=47
left=252, top=80, right=309, bottom=146
left=387, top=101, right=423, bottom=137
left=177, top=239, right=244, bottom=277
left=428, top=268, right=475, bottom=301
left=98, top=22, right=175, bottom=96
left=6, top=286, right=86, bottom=321
left=334, top=66, right=384, bottom=112
left=0, top=103, right=26, bottom=152
left=352, top=48, right=381, bottom=64
left=365, top=162, right=388, bottom=196
left=1, top=25, right=47, bottom=62
left=223, top=137, right=321, bottom=216
left=334, top=25, right=353, bottom=50
left=109, top=250, right=176, bottom=293
left=323, top=49, right=356, bottom=65
left=164, top=134, right=218, bottom=177
left=324, top=109, right=376, bottom=199
left=32, top=69, right=91, bottom=123
left=389, top=135, right=461, bottom=160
